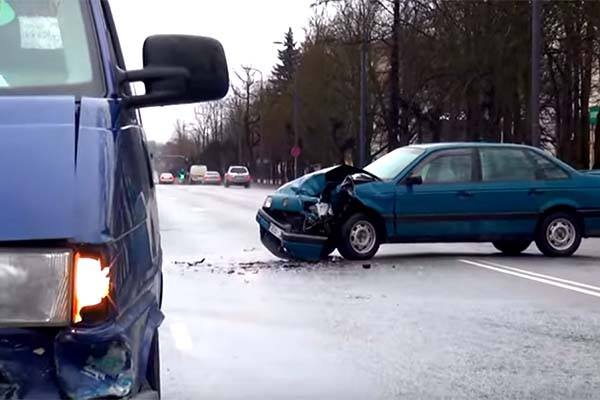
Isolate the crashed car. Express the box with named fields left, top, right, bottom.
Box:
left=257, top=143, right=600, bottom=261
left=0, top=0, right=228, bottom=399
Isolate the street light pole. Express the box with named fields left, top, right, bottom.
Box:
left=531, top=0, right=542, bottom=147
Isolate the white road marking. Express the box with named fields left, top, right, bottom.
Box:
left=475, top=259, right=600, bottom=292
left=459, top=259, right=600, bottom=299
left=169, top=322, right=193, bottom=351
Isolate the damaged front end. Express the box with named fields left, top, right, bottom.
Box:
left=256, top=165, right=380, bottom=261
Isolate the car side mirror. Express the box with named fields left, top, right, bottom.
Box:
left=119, top=35, right=230, bottom=108
left=405, top=175, right=423, bottom=186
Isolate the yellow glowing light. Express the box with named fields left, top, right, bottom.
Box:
left=73, top=256, right=110, bottom=323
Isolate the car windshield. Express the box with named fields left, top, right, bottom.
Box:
left=0, top=0, right=102, bottom=96
left=364, top=147, right=425, bottom=180
left=230, top=167, right=248, bottom=174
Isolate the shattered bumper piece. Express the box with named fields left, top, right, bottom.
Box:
left=256, top=209, right=329, bottom=262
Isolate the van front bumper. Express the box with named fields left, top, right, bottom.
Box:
left=0, top=293, right=163, bottom=400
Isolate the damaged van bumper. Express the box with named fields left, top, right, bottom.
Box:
left=0, top=295, right=163, bottom=400
left=256, top=209, right=330, bottom=262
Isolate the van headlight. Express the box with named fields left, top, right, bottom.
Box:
left=264, top=196, right=273, bottom=209
left=0, top=249, right=73, bottom=327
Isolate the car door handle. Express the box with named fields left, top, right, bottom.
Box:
left=529, top=188, right=545, bottom=196
left=457, top=190, right=474, bottom=198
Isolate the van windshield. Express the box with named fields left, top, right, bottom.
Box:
left=0, top=0, right=103, bottom=96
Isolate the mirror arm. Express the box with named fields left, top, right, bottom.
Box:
left=117, top=66, right=190, bottom=86
left=116, top=66, right=191, bottom=108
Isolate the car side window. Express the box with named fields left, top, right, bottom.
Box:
left=480, top=148, right=535, bottom=182
left=415, top=150, right=473, bottom=184
left=527, top=151, right=570, bottom=180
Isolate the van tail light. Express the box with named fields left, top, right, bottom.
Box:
left=72, top=255, right=110, bottom=324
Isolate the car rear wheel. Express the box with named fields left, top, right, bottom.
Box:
left=492, top=240, right=532, bottom=256
left=535, top=212, right=582, bottom=257
left=338, top=213, right=380, bottom=261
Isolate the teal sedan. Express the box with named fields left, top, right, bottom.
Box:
left=256, top=143, right=600, bottom=261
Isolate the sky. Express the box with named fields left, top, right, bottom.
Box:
left=109, top=0, right=315, bottom=143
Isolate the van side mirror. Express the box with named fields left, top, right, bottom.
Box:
left=120, top=35, right=229, bottom=108
left=405, top=175, right=423, bottom=186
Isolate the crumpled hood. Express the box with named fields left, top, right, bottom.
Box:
left=277, top=164, right=370, bottom=197
left=0, top=96, right=114, bottom=242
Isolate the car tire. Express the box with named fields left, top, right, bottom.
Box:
left=492, top=240, right=532, bottom=256
left=146, top=330, right=161, bottom=395
left=535, top=211, right=582, bottom=257
left=245, top=183, right=250, bottom=189
left=338, top=213, right=380, bottom=261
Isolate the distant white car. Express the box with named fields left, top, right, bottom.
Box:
left=159, top=172, right=175, bottom=184
left=224, top=166, right=251, bottom=188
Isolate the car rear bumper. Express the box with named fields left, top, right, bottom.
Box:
left=256, top=209, right=328, bottom=261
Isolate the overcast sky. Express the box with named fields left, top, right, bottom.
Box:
left=109, top=0, right=315, bottom=143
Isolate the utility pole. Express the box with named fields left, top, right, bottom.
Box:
left=531, top=0, right=542, bottom=147
left=359, top=2, right=370, bottom=168
left=389, top=0, right=400, bottom=150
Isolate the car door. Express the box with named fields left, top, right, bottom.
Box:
left=394, top=148, right=479, bottom=241
left=468, top=147, right=543, bottom=239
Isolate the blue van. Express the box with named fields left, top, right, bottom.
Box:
left=0, top=1, right=228, bottom=399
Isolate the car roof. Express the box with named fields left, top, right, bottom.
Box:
left=228, top=165, right=248, bottom=169
left=409, top=142, right=537, bottom=152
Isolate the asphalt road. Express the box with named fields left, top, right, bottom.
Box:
left=157, top=184, right=600, bottom=400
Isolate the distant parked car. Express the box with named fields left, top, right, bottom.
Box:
left=189, top=165, right=208, bottom=184
left=224, top=166, right=251, bottom=188
left=202, top=171, right=222, bottom=185
left=159, top=172, right=175, bottom=184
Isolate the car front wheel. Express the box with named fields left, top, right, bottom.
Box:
left=338, top=213, right=380, bottom=261
left=492, top=240, right=532, bottom=256
left=535, top=212, right=582, bottom=257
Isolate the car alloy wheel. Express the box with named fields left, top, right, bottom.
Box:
left=338, top=213, right=381, bottom=261
left=546, top=218, right=576, bottom=251
left=535, top=212, right=582, bottom=257
left=349, top=221, right=377, bottom=255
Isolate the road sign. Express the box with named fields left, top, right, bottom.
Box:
left=291, top=146, right=302, bottom=158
